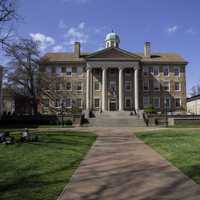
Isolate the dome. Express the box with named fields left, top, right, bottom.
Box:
left=105, top=32, right=120, bottom=43
left=105, top=32, right=120, bottom=48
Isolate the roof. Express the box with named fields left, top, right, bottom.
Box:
left=187, top=95, right=200, bottom=102
left=40, top=49, right=188, bottom=64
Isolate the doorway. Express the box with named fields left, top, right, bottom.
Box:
left=109, top=99, right=117, bottom=111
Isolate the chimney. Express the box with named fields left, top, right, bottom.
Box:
left=144, top=42, right=151, bottom=57
left=74, top=42, right=80, bottom=58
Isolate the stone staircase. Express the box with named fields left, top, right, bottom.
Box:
left=86, top=111, right=146, bottom=127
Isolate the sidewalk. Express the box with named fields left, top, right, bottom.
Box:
left=57, top=127, right=200, bottom=200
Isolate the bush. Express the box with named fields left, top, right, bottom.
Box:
left=144, top=106, right=157, bottom=114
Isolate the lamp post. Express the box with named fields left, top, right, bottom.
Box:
left=164, top=99, right=168, bottom=127
left=61, top=100, right=64, bottom=127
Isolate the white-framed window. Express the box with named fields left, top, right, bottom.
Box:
left=77, top=66, right=83, bottom=76
left=110, top=81, right=116, bottom=90
left=94, top=81, right=100, bottom=91
left=153, top=66, right=159, bottom=76
left=143, top=66, right=149, bottom=76
left=175, top=82, right=181, bottom=91
left=163, top=81, right=170, bottom=91
left=143, top=96, right=150, bottom=108
left=56, top=66, right=62, bottom=75
left=76, top=98, right=82, bottom=108
left=66, top=82, right=72, bottom=91
left=153, top=96, right=160, bottom=109
left=76, top=82, right=83, bottom=91
left=125, top=81, right=131, bottom=91
left=65, top=98, right=72, bottom=108
left=164, top=96, right=171, bottom=109
left=163, top=66, right=169, bottom=76
left=125, top=97, right=131, bottom=109
left=94, top=98, right=100, bottom=108
left=175, top=98, right=181, bottom=108
left=153, top=80, right=160, bottom=91
left=143, top=79, right=149, bottom=91
left=66, top=66, right=72, bottom=77
left=174, top=66, right=180, bottom=76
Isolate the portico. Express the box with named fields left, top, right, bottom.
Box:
left=86, top=61, right=139, bottom=112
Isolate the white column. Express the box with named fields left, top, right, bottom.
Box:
left=86, top=68, right=91, bottom=110
left=119, top=67, right=123, bottom=111
left=102, top=67, right=107, bottom=111
left=134, top=68, right=139, bottom=111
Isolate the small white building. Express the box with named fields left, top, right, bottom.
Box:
left=187, top=95, right=200, bottom=115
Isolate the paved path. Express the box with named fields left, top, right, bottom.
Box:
left=57, top=127, right=200, bottom=200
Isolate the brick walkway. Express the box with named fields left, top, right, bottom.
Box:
left=57, top=127, right=200, bottom=200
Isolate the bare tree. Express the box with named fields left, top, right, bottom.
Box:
left=5, top=38, right=40, bottom=115
left=0, top=0, right=17, bottom=45
left=190, top=84, right=200, bottom=97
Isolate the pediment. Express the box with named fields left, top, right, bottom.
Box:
left=87, top=47, right=141, bottom=60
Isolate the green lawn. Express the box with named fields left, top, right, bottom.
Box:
left=0, top=131, right=96, bottom=200
left=136, top=129, right=200, bottom=184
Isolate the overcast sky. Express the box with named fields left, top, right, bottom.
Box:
left=2, top=0, right=200, bottom=95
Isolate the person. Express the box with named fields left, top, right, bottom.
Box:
left=21, top=128, right=29, bottom=142
left=143, top=112, right=149, bottom=127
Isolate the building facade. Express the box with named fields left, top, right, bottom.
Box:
left=187, top=95, right=200, bottom=115
left=39, top=32, right=187, bottom=115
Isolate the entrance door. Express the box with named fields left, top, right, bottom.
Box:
left=109, top=99, right=117, bottom=111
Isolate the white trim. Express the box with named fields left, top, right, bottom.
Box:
left=76, top=98, right=83, bottom=108
left=75, top=81, right=83, bottom=91
left=163, top=80, right=170, bottom=92
left=66, top=66, right=72, bottom=77
left=153, top=80, right=160, bottom=91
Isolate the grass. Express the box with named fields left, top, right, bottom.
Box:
left=136, top=128, right=200, bottom=184
left=0, top=131, right=96, bottom=200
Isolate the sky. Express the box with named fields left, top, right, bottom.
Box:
left=2, top=0, right=200, bottom=95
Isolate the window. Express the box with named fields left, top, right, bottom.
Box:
left=56, top=66, right=62, bottom=75
left=149, top=66, right=153, bottom=75
left=163, top=66, right=169, bottom=76
left=94, top=98, right=100, bottom=108
left=175, top=98, right=181, bottom=108
left=76, top=98, right=82, bottom=108
left=153, top=96, right=160, bottom=109
left=143, top=67, right=149, bottom=76
left=153, top=66, right=159, bottom=76
left=65, top=98, right=72, bottom=108
left=143, top=79, right=149, bottom=91
left=110, top=81, right=116, bottom=90
left=55, top=99, right=61, bottom=107
left=175, top=82, right=181, bottom=91
left=163, top=81, right=170, bottom=91
left=174, top=66, right=180, bottom=76
left=125, top=81, right=131, bottom=91
left=66, top=66, right=72, bottom=76
left=153, top=80, right=160, bottom=91
left=125, top=97, right=131, bottom=108
left=43, top=99, right=49, bottom=107
left=143, top=96, right=150, bottom=108
left=76, top=82, right=82, bottom=91
left=164, top=96, right=171, bottom=109
left=66, top=82, right=72, bottom=91
left=94, top=81, right=100, bottom=91
left=77, top=66, right=83, bottom=76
